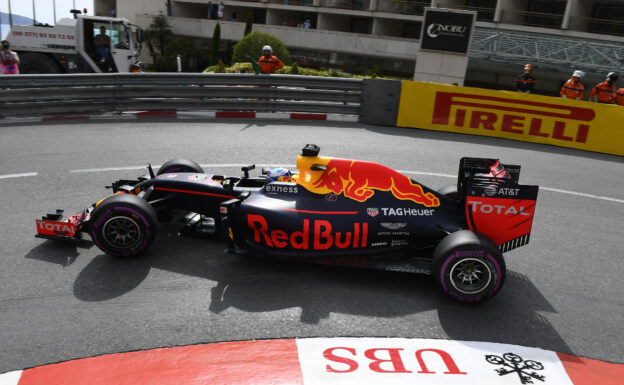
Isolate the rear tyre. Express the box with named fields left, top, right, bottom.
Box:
left=433, top=230, right=505, bottom=303
left=19, top=53, right=62, bottom=74
left=90, top=194, right=158, bottom=257
left=437, top=184, right=459, bottom=201
left=157, top=159, right=204, bottom=175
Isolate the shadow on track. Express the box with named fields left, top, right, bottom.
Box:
left=26, top=227, right=576, bottom=357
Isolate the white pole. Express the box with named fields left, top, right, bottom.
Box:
left=32, top=0, right=36, bottom=24
left=177, top=55, right=182, bottom=72
left=53, top=0, right=56, bottom=23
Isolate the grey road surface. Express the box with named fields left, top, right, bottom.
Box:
left=1, top=120, right=622, bottom=372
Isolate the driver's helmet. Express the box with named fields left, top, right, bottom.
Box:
left=267, top=167, right=292, bottom=182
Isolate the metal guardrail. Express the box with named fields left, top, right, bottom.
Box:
left=0, top=73, right=363, bottom=117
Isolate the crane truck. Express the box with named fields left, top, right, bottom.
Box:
left=5, top=9, right=142, bottom=73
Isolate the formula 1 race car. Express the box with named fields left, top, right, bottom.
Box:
left=35, top=144, right=539, bottom=303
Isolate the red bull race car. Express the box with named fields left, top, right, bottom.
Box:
left=35, top=144, right=539, bottom=303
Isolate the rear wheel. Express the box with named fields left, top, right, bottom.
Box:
left=437, top=184, right=459, bottom=201
left=19, top=53, right=62, bottom=74
left=157, top=159, right=204, bottom=175
left=433, top=230, right=505, bottom=303
left=90, top=194, right=157, bottom=257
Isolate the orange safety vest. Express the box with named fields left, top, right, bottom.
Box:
left=616, top=88, right=624, bottom=106
left=589, top=81, right=616, bottom=103
left=559, top=78, right=584, bottom=100
left=257, top=55, right=284, bottom=74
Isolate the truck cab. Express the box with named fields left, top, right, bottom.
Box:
left=7, top=12, right=141, bottom=73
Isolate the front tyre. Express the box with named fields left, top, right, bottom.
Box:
left=157, top=159, right=204, bottom=175
left=433, top=230, right=505, bottom=303
left=90, top=194, right=158, bottom=257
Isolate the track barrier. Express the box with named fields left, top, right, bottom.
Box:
left=397, top=81, right=624, bottom=156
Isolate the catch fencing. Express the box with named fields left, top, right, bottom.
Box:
left=0, top=73, right=363, bottom=117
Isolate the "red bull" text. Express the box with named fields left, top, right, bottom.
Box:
left=310, top=159, right=440, bottom=206
left=248, top=214, right=368, bottom=250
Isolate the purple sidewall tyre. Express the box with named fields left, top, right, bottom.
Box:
left=90, top=194, right=158, bottom=257
left=432, top=230, right=506, bottom=303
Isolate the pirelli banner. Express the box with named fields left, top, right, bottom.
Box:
left=397, top=81, right=624, bottom=156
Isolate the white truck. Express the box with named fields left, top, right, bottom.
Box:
left=6, top=10, right=142, bottom=73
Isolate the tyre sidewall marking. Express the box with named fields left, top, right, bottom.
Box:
left=440, top=250, right=502, bottom=302
left=91, top=206, right=152, bottom=257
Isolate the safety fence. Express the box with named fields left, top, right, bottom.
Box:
left=0, top=73, right=363, bottom=117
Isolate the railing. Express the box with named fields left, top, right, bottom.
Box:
left=568, top=16, right=624, bottom=37
left=0, top=73, right=363, bottom=117
left=471, top=28, right=624, bottom=74
left=318, top=0, right=371, bottom=11
left=436, top=3, right=495, bottom=22
left=376, top=0, right=429, bottom=16
left=499, top=9, right=563, bottom=29
left=267, top=0, right=315, bottom=5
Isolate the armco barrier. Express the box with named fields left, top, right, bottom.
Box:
left=397, top=81, right=624, bottom=156
left=0, top=73, right=362, bottom=117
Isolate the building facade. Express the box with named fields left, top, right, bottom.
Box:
left=94, top=0, right=624, bottom=93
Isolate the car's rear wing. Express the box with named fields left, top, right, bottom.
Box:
left=457, top=157, right=539, bottom=253
left=457, top=157, right=521, bottom=196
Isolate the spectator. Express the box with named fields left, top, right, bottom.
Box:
left=0, top=40, right=20, bottom=74
left=218, top=2, right=225, bottom=19
left=296, top=19, right=303, bottom=28
left=589, top=72, right=618, bottom=103
left=257, top=45, right=284, bottom=74
left=560, top=70, right=585, bottom=100
left=109, top=6, right=116, bottom=17
left=616, top=87, right=624, bottom=106
left=283, top=17, right=289, bottom=26
left=231, top=8, right=238, bottom=21
left=166, top=0, right=172, bottom=16
left=207, top=2, right=213, bottom=19
left=303, top=19, right=311, bottom=29
left=514, top=63, right=535, bottom=93
left=93, top=26, right=112, bottom=71
left=288, top=18, right=296, bottom=27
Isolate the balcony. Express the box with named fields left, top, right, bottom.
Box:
left=436, top=2, right=495, bottom=22
left=318, top=0, right=371, bottom=11
left=375, top=0, right=428, bottom=16
left=499, top=9, right=563, bottom=29
left=568, top=16, right=624, bottom=37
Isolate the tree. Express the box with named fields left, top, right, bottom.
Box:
left=232, top=31, right=290, bottom=65
left=244, top=12, right=253, bottom=36
left=210, top=23, right=221, bottom=65
left=147, top=38, right=211, bottom=72
left=144, top=15, right=173, bottom=56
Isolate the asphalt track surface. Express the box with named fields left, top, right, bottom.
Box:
left=0, top=119, right=622, bottom=373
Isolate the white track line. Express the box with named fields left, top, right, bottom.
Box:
left=398, top=170, right=456, bottom=178
left=540, top=186, right=624, bottom=204
left=70, top=164, right=296, bottom=173
left=70, top=166, right=157, bottom=173
left=67, top=165, right=623, bottom=204
left=0, top=172, right=38, bottom=180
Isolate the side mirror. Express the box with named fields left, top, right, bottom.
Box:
left=241, top=164, right=255, bottom=179
left=136, top=28, right=142, bottom=43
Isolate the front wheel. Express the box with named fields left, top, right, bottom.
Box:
left=432, top=230, right=505, bottom=303
left=157, top=159, right=204, bottom=175
left=90, top=194, right=158, bottom=257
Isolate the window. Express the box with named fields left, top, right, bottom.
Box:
left=111, top=22, right=130, bottom=49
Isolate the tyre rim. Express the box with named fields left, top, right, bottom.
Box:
left=449, top=257, right=492, bottom=295
left=102, top=216, right=142, bottom=249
